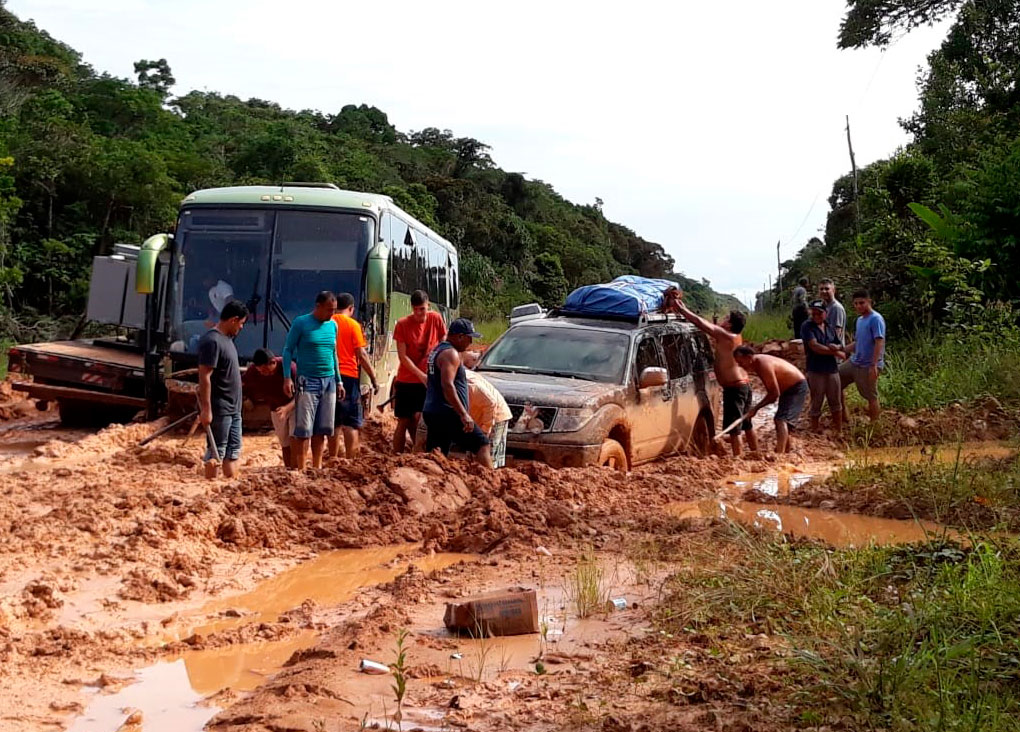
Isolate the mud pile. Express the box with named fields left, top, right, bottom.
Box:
left=197, top=450, right=734, bottom=557
left=871, top=397, right=1019, bottom=446
left=0, top=379, right=37, bottom=421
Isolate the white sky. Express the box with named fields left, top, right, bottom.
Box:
left=8, top=0, right=951, bottom=306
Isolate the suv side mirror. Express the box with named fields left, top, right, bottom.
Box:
left=638, top=366, right=668, bottom=389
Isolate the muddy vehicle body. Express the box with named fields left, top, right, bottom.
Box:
left=477, top=312, right=720, bottom=470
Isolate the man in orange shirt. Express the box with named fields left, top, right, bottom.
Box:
left=391, top=290, right=446, bottom=453
left=328, top=292, right=379, bottom=459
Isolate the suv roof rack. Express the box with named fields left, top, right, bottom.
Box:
left=280, top=182, right=340, bottom=190
left=547, top=309, right=689, bottom=325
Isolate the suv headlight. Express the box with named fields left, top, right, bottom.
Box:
left=551, top=407, right=595, bottom=433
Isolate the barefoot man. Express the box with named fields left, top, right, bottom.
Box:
left=733, top=346, right=808, bottom=454
left=675, top=299, right=759, bottom=456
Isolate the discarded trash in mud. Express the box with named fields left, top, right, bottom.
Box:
left=444, top=589, right=539, bottom=637
left=606, top=597, right=627, bottom=611
left=359, top=659, right=391, bottom=675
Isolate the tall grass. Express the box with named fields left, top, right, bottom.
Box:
left=0, top=337, right=12, bottom=379
left=473, top=318, right=508, bottom=345
left=740, top=310, right=792, bottom=343
left=658, top=524, right=1020, bottom=730
left=880, top=332, right=1020, bottom=411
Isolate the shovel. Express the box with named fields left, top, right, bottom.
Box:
left=203, top=421, right=221, bottom=465
left=714, top=412, right=752, bottom=443
left=138, top=410, right=199, bottom=446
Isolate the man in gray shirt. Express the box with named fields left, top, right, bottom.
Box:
left=819, top=278, right=846, bottom=346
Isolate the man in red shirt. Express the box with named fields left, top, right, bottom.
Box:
left=242, top=348, right=296, bottom=467
left=328, top=292, right=379, bottom=460
left=391, top=290, right=446, bottom=452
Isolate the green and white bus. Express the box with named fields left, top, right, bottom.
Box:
left=8, top=183, right=459, bottom=420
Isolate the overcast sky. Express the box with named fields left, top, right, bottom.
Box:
left=9, top=0, right=950, bottom=306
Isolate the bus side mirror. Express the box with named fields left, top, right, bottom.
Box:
left=136, top=233, right=170, bottom=294
left=366, top=241, right=389, bottom=304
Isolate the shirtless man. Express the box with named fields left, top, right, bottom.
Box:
left=675, top=300, right=758, bottom=456
left=733, top=346, right=808, bottom=454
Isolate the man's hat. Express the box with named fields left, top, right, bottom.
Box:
left=808, top=299, right=827, bottom=311
left=448, top=317, right=482, bottom=338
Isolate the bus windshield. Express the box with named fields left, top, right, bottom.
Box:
left=171, top=208, right=373, bottom=357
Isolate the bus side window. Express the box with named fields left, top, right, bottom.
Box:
left=390, top=217, right=409, bottom=292
left=449, top=250, right=459, bottom=310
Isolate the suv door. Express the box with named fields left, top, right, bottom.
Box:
left=661, top=328, right=700, bottom=452
left=629, top=330, right=674, bottom=464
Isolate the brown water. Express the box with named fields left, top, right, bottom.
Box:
left=675, top=441, right=1017, bottom=547
left=670, top=498, right=949, bottom=547
left=161, top=546, right=476, bottom=642
left=71, top=547, right=477, bottom=732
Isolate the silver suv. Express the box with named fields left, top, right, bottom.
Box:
left=477, top=312, right=720, bottom=470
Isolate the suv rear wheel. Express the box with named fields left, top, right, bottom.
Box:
left=598, top=438, right=629, bottom=472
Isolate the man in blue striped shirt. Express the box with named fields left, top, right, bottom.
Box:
left=283, top=291, right=342, bottom=470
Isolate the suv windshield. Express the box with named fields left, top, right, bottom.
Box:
left=480, top=326, right=630, bottom=383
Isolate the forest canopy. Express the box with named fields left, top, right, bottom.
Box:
left=0, top=1, right=740, bottom=342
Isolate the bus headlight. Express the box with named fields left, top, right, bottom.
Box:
left=551, top=407, right=595, bottom=433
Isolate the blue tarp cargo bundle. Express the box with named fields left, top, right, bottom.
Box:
left=562, top=276, right=679, bottom=320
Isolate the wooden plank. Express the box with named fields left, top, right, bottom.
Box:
left=12, top=382, right=148, bottom=408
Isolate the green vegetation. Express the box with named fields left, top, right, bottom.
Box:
left=0, top=2, right=739, bottom=344
left=659, top=523, right=1020, bottom=730
left=833, top=453, right=1020, bottom=530
left=473, top=319, right=508, bottom=346
left=878, top=332, right=1020, bottom=412
left=776, top=0, right=1020, bottom=346
left=565, top=546, right=612, bottom=619
left=740, top=311, right=791, bottom=344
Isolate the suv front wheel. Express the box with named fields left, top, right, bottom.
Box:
left=598, top=438, right=629, bottom=472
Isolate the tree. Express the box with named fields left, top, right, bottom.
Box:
left=531, top=252, right=569, bottom=307
left=133, top=58, right=174, bottom=98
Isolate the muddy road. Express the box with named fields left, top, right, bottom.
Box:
left=0, top=385, right=1015, bottom=732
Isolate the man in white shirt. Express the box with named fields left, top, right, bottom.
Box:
left=461, top=351, right=512, bottom=468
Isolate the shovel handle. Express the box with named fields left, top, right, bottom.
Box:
left=204, top=422, right=221, bottom=465
left=138, top=410, right=199, bottom=446
left=715, top=413, right=751, bottom=440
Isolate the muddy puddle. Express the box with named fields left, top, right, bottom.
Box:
left=671, top=498, right=948, bottom=547
left=71, top=547, right=477, bottom=732
left=677, top=441, right=1017, bottom=547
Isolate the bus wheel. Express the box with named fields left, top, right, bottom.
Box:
left=598, top=438, right=629, bottom=472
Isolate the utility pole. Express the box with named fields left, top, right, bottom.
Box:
left=767, top=274, right=772, bottom=311
left=776, top=240, right=782, bottom=299
left=846, top=115, right=862, bottom=239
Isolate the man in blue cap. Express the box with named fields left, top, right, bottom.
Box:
left=422, top=318, right=493, bottom=468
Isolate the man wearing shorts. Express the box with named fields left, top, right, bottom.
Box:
left=675, top=298, right=759, bottom=456
left=197, top=300, right=248, bottom=479
left=282, top=291, right=341, bottom=470
left=328, top=292, right=379, bottom=460
left=840, top=289, right=886, bottom=422
left=800, top=300, right=844, bottom=433
left=392, top=289, right=446, bottom=453
left=734, top=346, right=808, bottom=454
left=242, top=348, right=296, bottom=468
left=422, top=319, right=493, bottom=468
left=462, top=350, right=511, bottom=468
